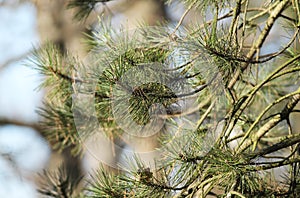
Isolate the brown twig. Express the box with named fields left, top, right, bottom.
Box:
left=237, top=92, right=300, bottom=153
left=0, top=117, right=43, bottom=136
left=228, top=0, right=292, bottom=89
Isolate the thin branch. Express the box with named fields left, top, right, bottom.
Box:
left=196, top=100, right=215, bottom=129
left=228, top=0, right=291, bottom=89
left=237, top=90, right=300, bottom=150
left=251, top=133, right=300, bottom=159
left=0, top=50, right=33, bottom=72
left=48, top=67, right=83, bottom=83
left=228, top=0, right=242, bottom=41
left=224, top=54, right=300, bottom=147
left=237, top=91, right=300, bottom=153
left=0, top=117, right=43, bottom=136
left=248, top=157, right=300, bottom=171
left=171, top=2, right=195, bottom=35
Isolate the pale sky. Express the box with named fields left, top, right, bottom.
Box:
left=0, top=3, right=50, bottom=198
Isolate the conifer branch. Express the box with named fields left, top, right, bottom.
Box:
left=228, top=0, right=292, bottom=89
left=237, top=92, right=300, bottom=153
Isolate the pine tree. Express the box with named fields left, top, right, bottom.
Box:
left=31, top=0, right=300, bottom=197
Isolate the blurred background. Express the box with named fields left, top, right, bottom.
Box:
left=0, top=0, right=298, bottom=197
left=0, top=1, right=183, bottom=197
left=0, top=1, right=48, bottom=197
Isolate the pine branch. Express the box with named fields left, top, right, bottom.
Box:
left=27, top=0, right=300, bottom=197
left=0, top=117, right=41, bottom=132
left=68, top=0, right=114, bottom=20
left=37, top=101, right=82, bottom=155
left=251, top=133, right=300, bottom=159
left=237, top=91, right=300, bottom=153
left=38, top=163, right=83, bottom=198
left=228, top=0, right=292, bottom=89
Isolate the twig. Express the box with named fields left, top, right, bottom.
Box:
left=196, top=100, right=215, bottom=129
left=224, top=54, right=300, bottom=148
left=237, top=90, right=300, bottom=150
left=237, top=91, right=300, bottom=153
left=228, top=0, right=291, bottom=89
left=252, top=133, right=300, bottom=159
left=0, top=117, right=43, bottom=136
left=228, top=0, right=242, bottom=41
left=171, top=2, right=195, bottom=36
left=0, top=50, right=33, bottom=72
left=248, top=157, right=300, bottom=171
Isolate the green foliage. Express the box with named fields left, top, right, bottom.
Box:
left=29, top=43, right=83, bottom=155
left=33, top=0, right=300, bottom=197
left=29, top=43, right=76, bottom=100
left=38, top=164, right=83, bottom=198
left=92, top=40, right=173, bottom=136
left=68, top=0, right=114, bottom=20
left=37, top=101, right=82, bottom=155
